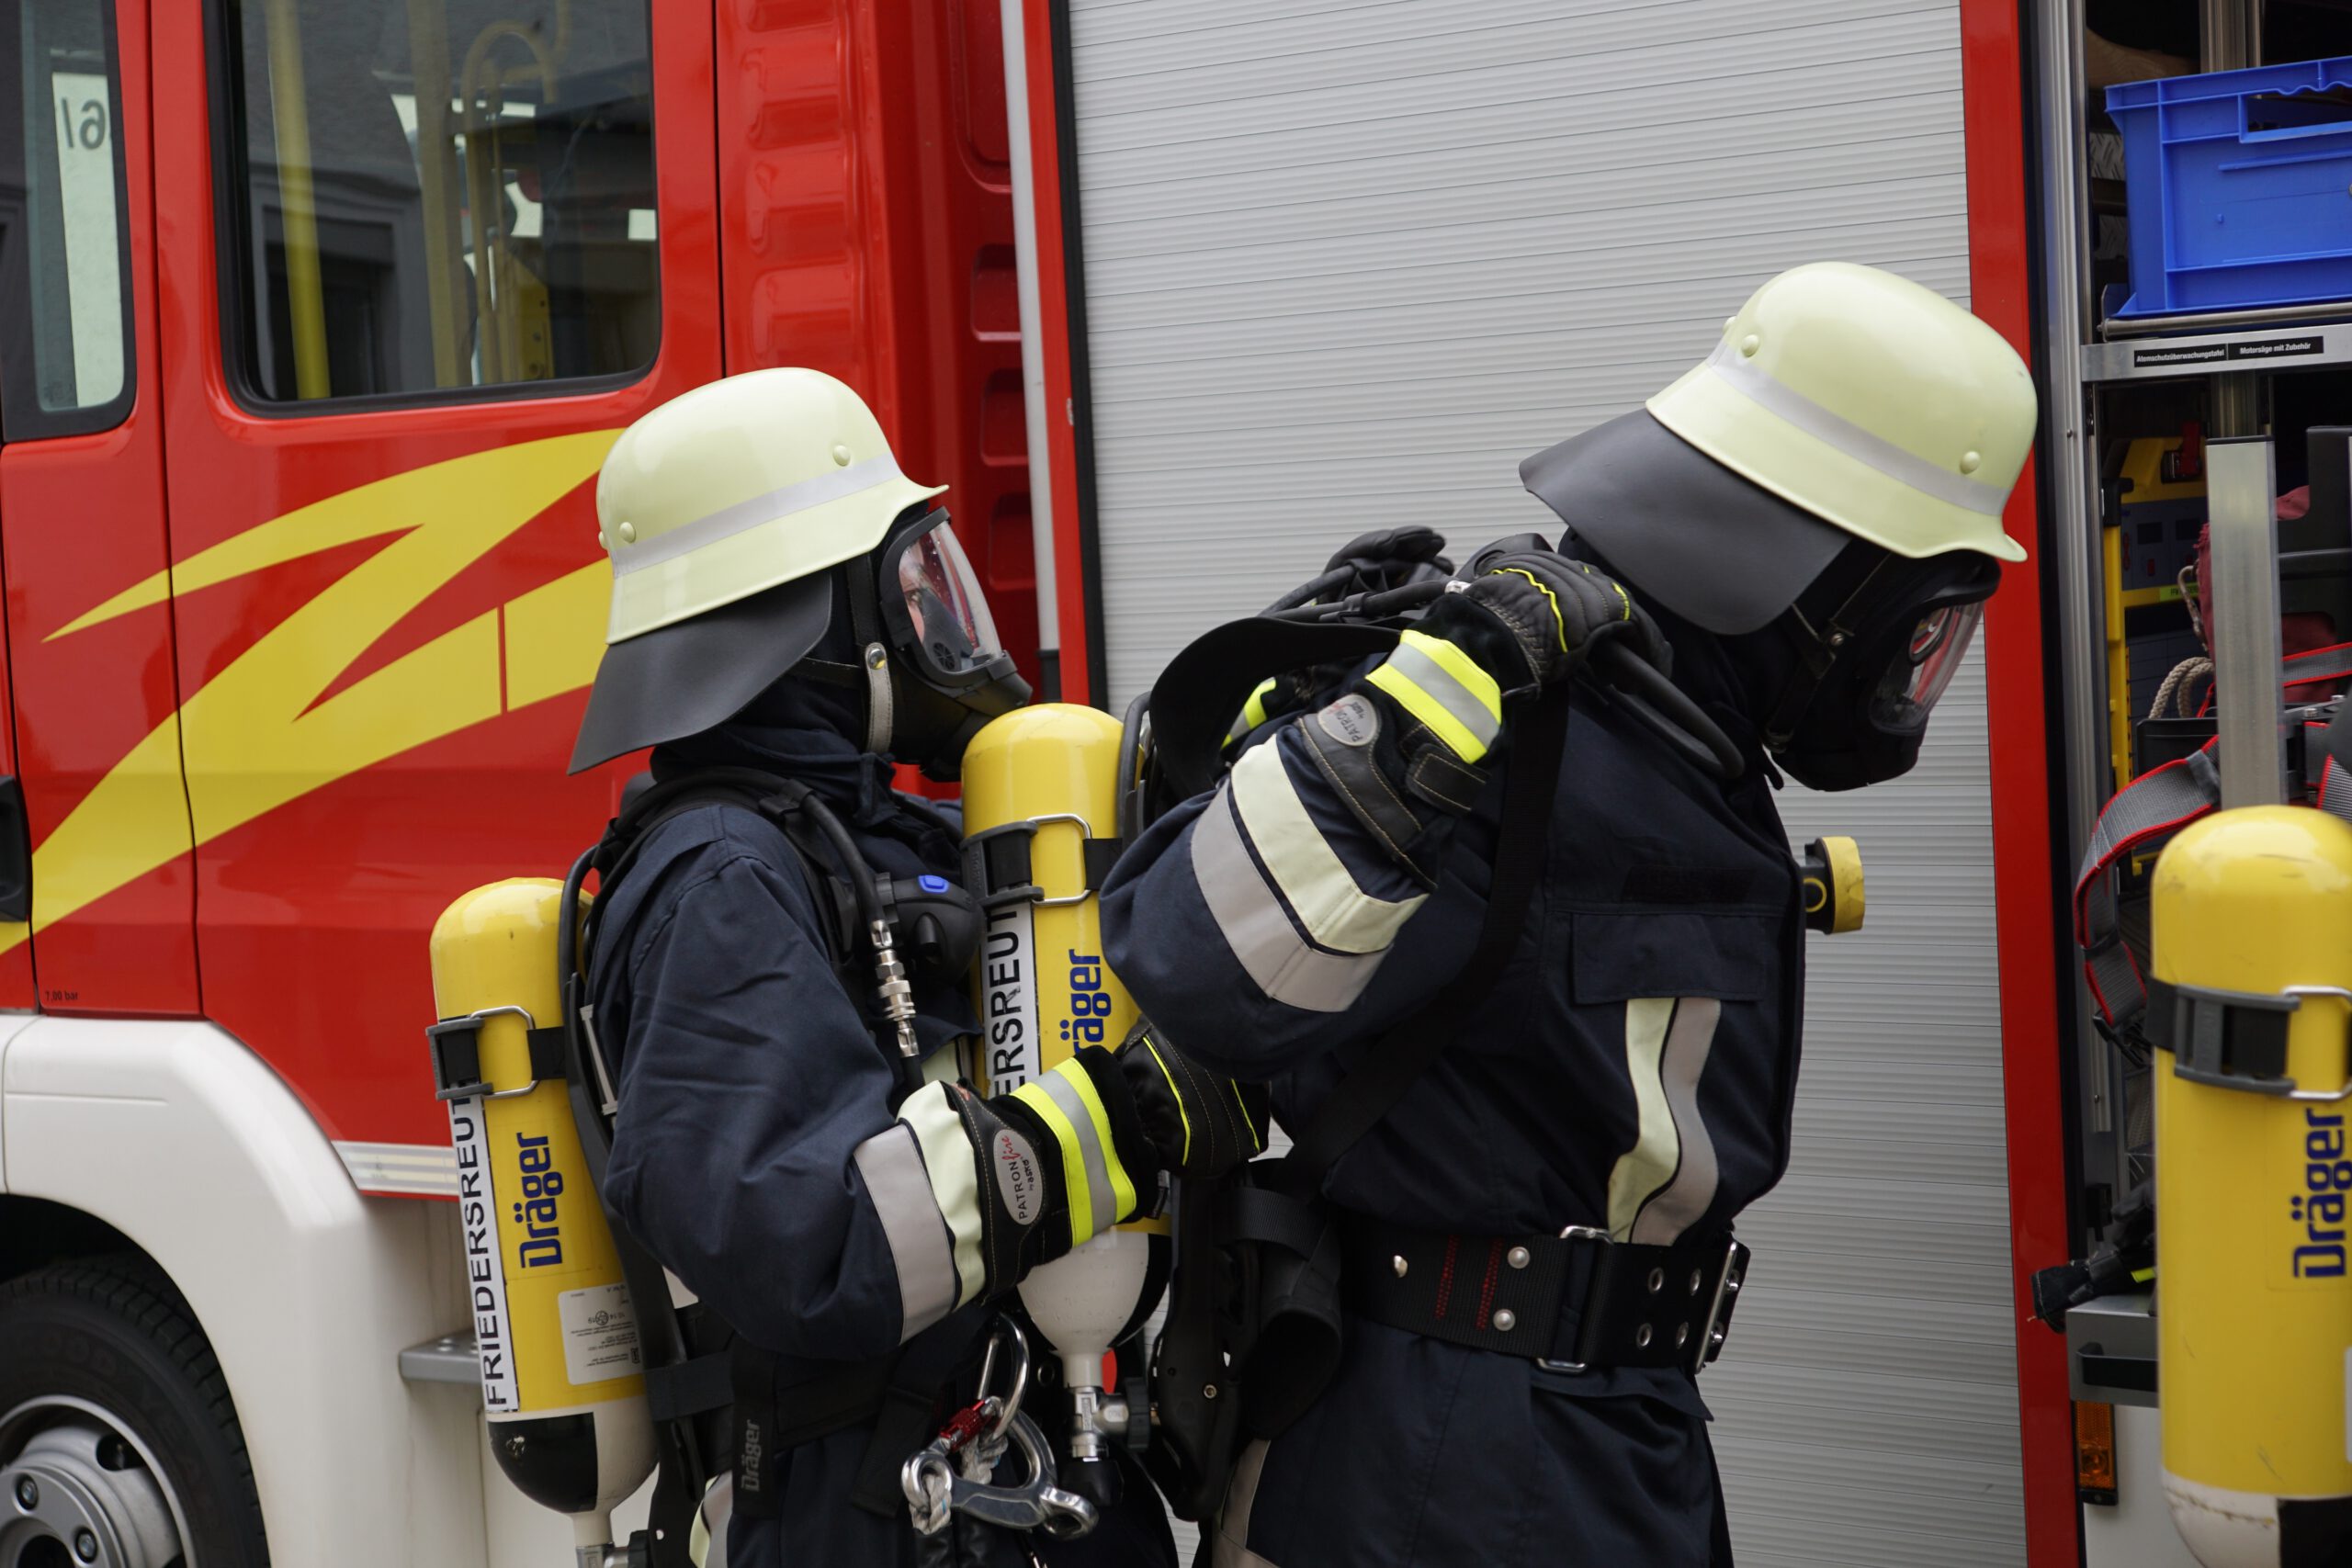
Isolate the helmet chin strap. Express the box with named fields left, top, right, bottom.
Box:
left=845, top=551, right=896, bottom=757
left=863, top=642, right=895, bottom=756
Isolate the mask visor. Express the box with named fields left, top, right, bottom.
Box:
left=888, top=513, right=1006, bottom=682
left=1868, top=599, right=1984, bottom=729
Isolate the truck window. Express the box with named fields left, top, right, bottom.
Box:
left=219, top=0, right=659, bottom=405
left=0, top=0, right=135, bottom=436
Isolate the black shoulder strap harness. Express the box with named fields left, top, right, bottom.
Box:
left=554, top=768, right=987, bottom=1559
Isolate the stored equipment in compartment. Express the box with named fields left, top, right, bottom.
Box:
left=2108, top=55, right=2352, bottom=318
left=2108, top=433, right=2209, bottom=779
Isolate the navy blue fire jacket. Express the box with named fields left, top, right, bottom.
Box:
left=590, top=696, right=1172, bottom=1568
left=1100, top=621, right=1803, bottom=1568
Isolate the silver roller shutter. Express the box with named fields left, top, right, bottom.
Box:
left=1063, top=3, right=2022, bottom=1563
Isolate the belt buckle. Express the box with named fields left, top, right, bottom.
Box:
left=1690, top=1237, right=1747, bottom=1376
left=1534, top=1224, right=1611, bottom=1375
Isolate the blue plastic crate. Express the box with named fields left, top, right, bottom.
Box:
left=2108, top=55, right=2352, bottom=318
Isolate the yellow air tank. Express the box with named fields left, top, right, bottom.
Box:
left=962, top=703, right=1166, bottom=1500
left=428, top=879, right=656, bottom=1562
left=2151, top=807, right=2352, bottom=1567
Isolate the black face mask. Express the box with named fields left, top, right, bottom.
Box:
left=1752, top=542, right=2000, bottom=792
left=850, top=508, right=1032, bottom=780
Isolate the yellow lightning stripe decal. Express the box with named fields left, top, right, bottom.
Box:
left=4, top=431, right=618, bottom=954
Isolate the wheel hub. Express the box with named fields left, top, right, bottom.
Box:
left=0, top=1419, right=178, bottom=1568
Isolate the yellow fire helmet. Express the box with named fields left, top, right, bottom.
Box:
left=1521, top=262, right=2035, bottom=637
left=600, top=367, right=944, bottom=643
left=570, top=368, right=947, bottom=773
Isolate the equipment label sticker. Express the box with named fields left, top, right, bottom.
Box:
left=2132, top=336, right=2325, bottom=368
left=448, top=1098, right=518, bottom=1414
left=2133, top=343, right=2227, bottom=367
left=2226, top=335, right=2324, bottom=363
left=981, top=900, right=1040, bottom=1093
left=557, top=1282, right=642, bottom=1387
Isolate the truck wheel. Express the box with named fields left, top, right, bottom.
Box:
left=0, top=1258, right=268, bottom=1568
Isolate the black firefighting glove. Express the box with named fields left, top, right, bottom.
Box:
left=1421, top=540, right=1668, bottom=693
left=1110, top=1022, right=1268, bottom=1182
left=1323, top=525, right=1454, bottom=595
left=933, top=1051, right=1157, bottom=1298
left=1334, top=538, right=1666, bottom=848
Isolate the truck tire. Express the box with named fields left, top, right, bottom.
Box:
left=0, top=1257, right=269, bottom=1568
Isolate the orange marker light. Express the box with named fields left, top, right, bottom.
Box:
left=2075, top=1400, right=2118, bottom=1506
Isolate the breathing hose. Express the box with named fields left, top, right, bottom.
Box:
left=789, top=787, right=923, bottom=1066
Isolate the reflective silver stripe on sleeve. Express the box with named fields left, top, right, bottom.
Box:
left=1227, top=741, right=1425, bottom=954
left=852, top=1122, right=963, bottom=1337
left=1190, top=784, right=1390, bottom=1013
left=1378, top=637, right=1500, bottom=755
left=900, top=1087, right=987, bottom=1308
left=1702, top=340, right=2008, bottom=516
left=1026, top=1064, right=1120, bottom=1241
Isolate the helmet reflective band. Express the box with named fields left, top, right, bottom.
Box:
left=893, top=520, right=1003, bottom=678
left=1868, top=600, right=1984, bottom=730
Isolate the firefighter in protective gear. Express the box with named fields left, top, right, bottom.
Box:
left=1100, top=263, right=2036, bottom=1566
left=568, top=369, right=1243, bottom=1566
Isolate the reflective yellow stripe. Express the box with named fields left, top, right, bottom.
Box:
left=1225, top=678, right=1279, bottom=750
left=1367, top=630, right=1501, bottom=762
left=1244, top=680, right=1274, bottom=729
left=1143, top=1039, right=1193, bottom=1167
left=1406, top=629, right=1505, bottom=717
left=1012, top=1060, right=1136, bottom=1247
left=1368, top=661, right=1478, bottom=758
left=1012, top=1077, right=1090, bottom=1245
left=1056, top=1058, right=1137, bottom=1228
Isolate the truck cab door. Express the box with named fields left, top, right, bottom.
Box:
left=0, top=0, right=194, bottom=1016
left=146, top=0, right=720, bottom=1192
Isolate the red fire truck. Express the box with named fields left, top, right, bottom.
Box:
left=0, top=1, right=1044, bottom=1562
left=0, top=0, right=2332, bottom=1564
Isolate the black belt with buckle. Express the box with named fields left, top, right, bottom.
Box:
left=1336, top=1211, right=1749, bottom=1375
